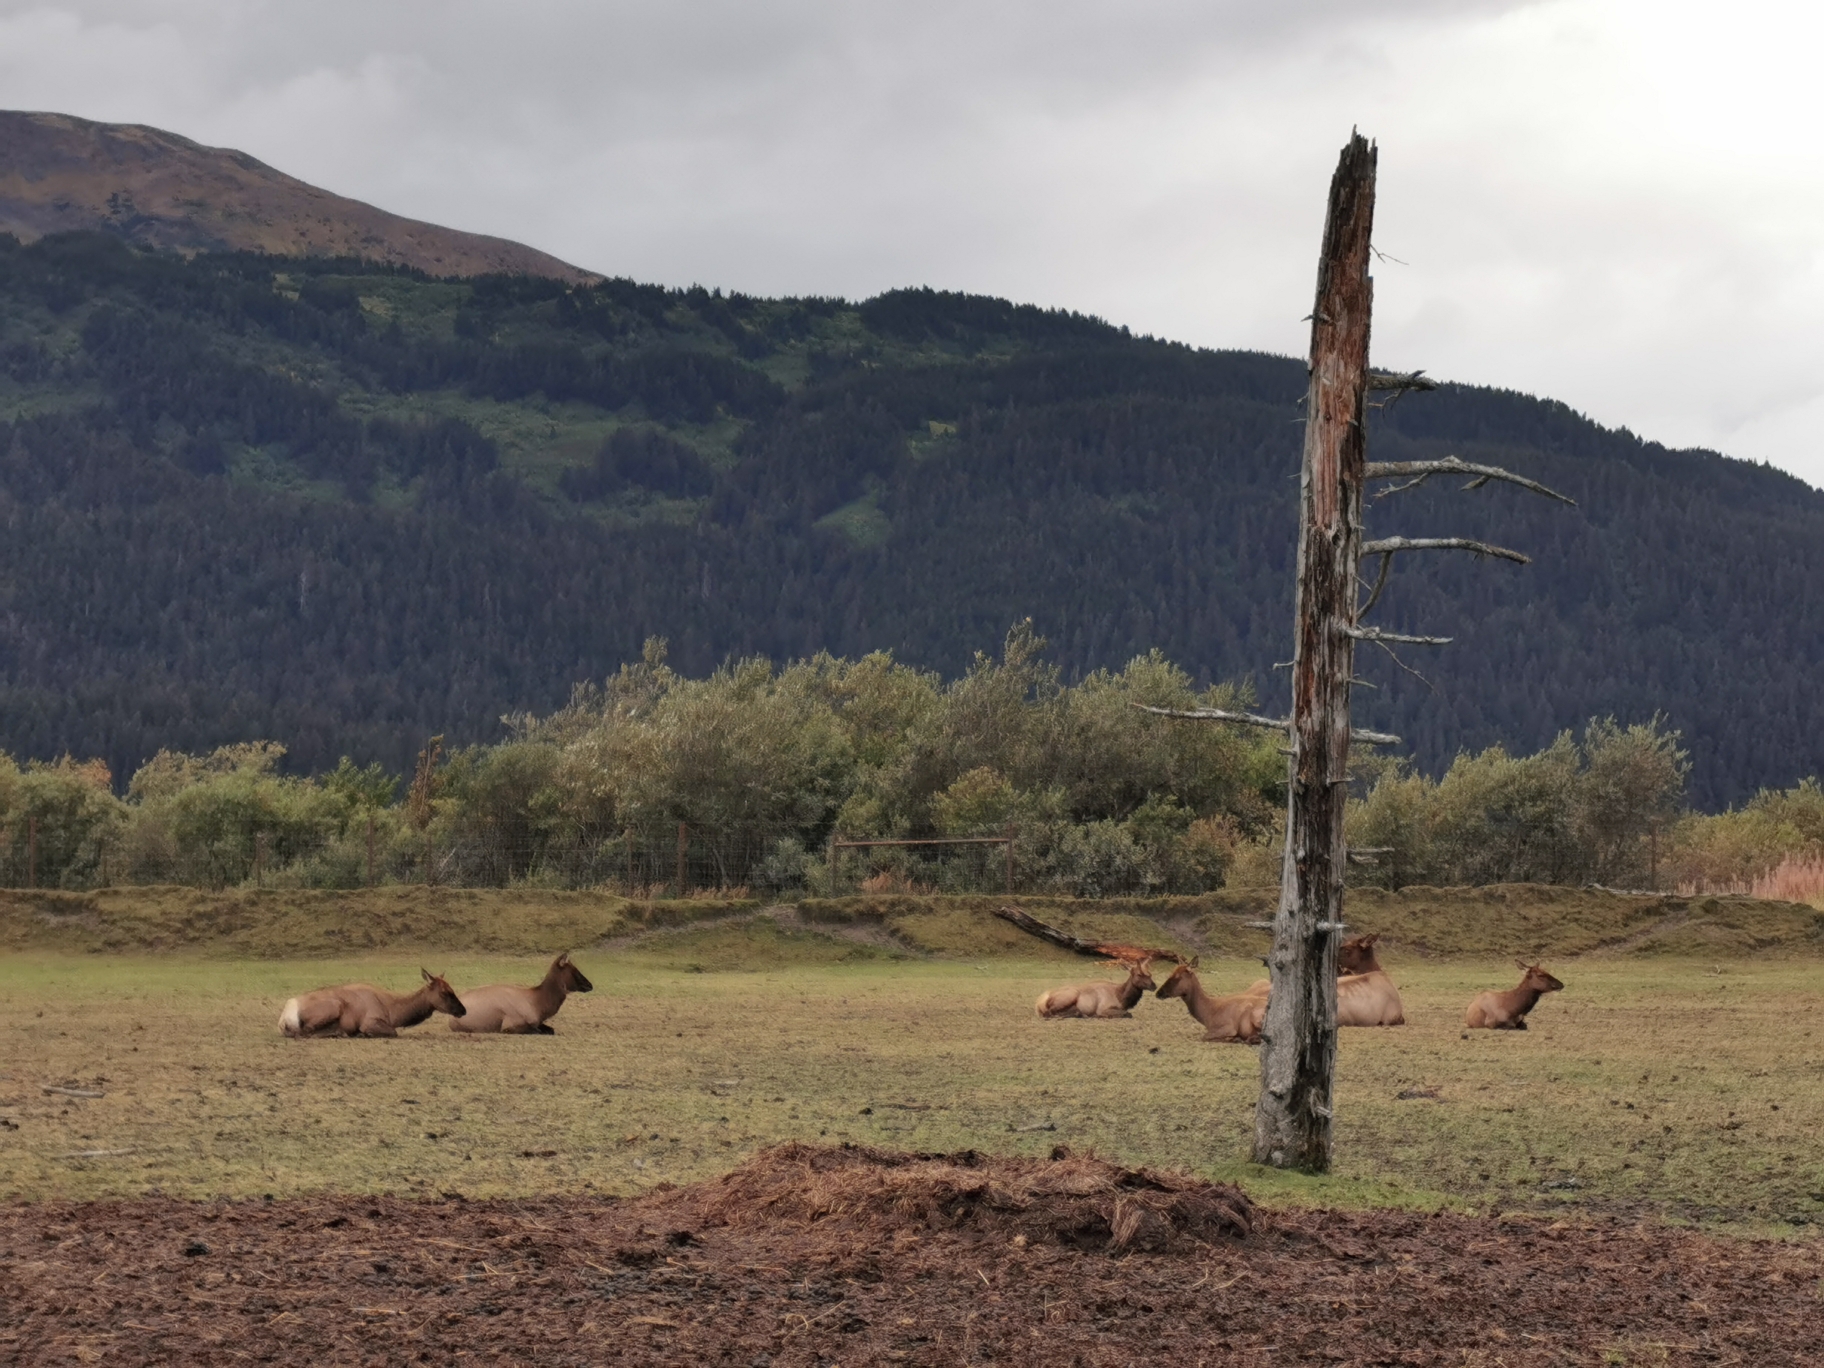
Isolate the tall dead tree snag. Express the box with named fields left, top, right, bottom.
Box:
left=1252, top=132, right=1378, bottom=1171
left=1134, top=133, right=1571, bottom=1173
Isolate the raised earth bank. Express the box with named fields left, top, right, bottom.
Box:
left=2, top=883, right=1819, bottom=960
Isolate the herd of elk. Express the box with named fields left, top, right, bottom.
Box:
left=278, top=954, right=592, bottom=1038
left=1466, top=961, right=1565, bottom=1029
left=1032, top=932, right=1562, bottom=1042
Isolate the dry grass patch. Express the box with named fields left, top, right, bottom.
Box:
left=4, top=949, right=1823, bottom=1234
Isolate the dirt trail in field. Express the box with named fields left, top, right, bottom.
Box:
left=5, top=1144, right=1819, bottom=1366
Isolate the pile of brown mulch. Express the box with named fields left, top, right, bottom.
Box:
left=651, top=1140, right=1255, bottom=1253
left=3, top=1143, right=1819, bottom=1366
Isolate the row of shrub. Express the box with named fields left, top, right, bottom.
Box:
left=2, top=628, right=1818, bottom=899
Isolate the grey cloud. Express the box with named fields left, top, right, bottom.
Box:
left=3, top=0, right=1820, bottom=485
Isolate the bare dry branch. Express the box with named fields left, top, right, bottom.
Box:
left=1366, top=638, right=1437, bottom=690
left=1129, top=703, right=1398, bottom=745
left=1130, top=703, right=1291, bottom=729
left=1346, top=626, right=1453, bottom=645
left=1358, top=550, right=1394, bottom=616
left=1359, top=536, right=1530, bottom=565
left=1364, top=455, right=1575, bottom=505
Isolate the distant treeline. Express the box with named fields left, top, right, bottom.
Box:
left=3, top=233, right=1824, bottom=808
left=5, top=631, right=1814, bottom=898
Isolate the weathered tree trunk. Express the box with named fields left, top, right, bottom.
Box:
left=1252, top=134, right=1377, bottom=1172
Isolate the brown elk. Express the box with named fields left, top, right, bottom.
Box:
left=1334, top=934, right=1405, bottom=1026
left=1155, top=961, right=1270, bottom=1043
left=279, top=970, right=466, bottom=1038
left=1465, top=961, right=1565, bottom=1030
left=1226, top=934, right=1405, bottom=1028
left=1035, top=957, right=1158, bottom=1018
left=450, top=952, right=594, bottom=1034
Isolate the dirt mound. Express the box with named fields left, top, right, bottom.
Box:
left=650, top=1140, right=1254, bottom=1251
left=4, top=1147, right=1822, bottom=1365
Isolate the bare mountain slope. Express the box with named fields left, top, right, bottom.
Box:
left=0, top=110, right=596, bottom=282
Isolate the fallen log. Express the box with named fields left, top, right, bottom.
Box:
left=993, top=906, right=1182, bottom=966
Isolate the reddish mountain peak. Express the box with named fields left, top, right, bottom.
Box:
left=0, top=109, right=597, bottom=282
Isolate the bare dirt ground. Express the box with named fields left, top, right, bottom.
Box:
left=4, top=1144, right=1819, bottom=1367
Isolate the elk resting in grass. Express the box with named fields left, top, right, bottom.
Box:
left=279, top=969, right=466, bottom=1038
left=1465, top=961, right=1564, bottom=1030
left=1226, top=934, right=1406, bottom=1028
left=1155, top=961, right=1269, bottom=1043
left=1332, top=935, right=1406, bottom=1026
left=1035, top=958, right=1157, bottom=1018
left=451, top=952, right=594, bottom=1034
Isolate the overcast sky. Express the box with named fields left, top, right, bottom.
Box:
left=6, top=0, right=1822, bottom=486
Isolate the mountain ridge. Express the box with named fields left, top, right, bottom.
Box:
left=0, top=121, right=1818, bottom=810
left=0, top=110, right=595, bottom=282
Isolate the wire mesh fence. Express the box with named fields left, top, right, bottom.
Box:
left=0, top=819, right=1029, bottom=897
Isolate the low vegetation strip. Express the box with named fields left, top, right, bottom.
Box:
left=3, top=1151, right=1819, bottom=1367
left=4, top=883, right=1820, bottom=959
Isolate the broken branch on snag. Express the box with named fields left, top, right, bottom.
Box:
left=1130, top=703, right=1292, bottom=730
left=1365, top=369, right=1438, bottom=393
left=1359, top=536, right=1530, bottom=565
left=1345, top=626, right=1453, bottom=645
left=1367, top=638, right=1436, bottom=689
left=1358, top=550, right=1394, bottom=617
left=1129, top=703, right=1400, bottom=746
left=1364, top=455, right=1575, bottom=505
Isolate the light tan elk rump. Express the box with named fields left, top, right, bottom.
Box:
left=278, top=970, right=466, bottom=1038
left=452, top=952, right=593, bottom=1034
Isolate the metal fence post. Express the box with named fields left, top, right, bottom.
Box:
left=28, top=816, right=37, bottom=890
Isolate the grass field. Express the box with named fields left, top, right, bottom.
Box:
left=5, top=916, right=1822, bottom=1235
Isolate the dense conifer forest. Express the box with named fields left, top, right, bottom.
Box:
left=2, top=230, right=1820, bottom=809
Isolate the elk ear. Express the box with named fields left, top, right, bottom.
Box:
left=422, top=968, right=433, bottom=982
left=1190, top=955, right=1200, bottom=969
left=1515, top=959, right=1532, bottom=972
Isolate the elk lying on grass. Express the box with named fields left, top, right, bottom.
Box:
left=1155, top=961, right=1269, bottom=1043
left=451, top=952, right=594, bottom=1034
left=1465, top=961, right=1565, bottom=1030
left=1035, top=957, right=1158, bottom=1018
left=1334, top=934, right=1406, bottom=1026
left=1223, top=934, right=1405, bottom=1029
left=279, top=970, right=466, bottom=1038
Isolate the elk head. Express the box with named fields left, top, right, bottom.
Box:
left=552, top=952, right=594, bottom=994
left=1515, top=960, right=1564, bottom=994
left=420, top=968, right=467, bottom=1017
left=1338, top=934, right=1382, bottom=975
left=1155, top=963, right=1197, bottom=1000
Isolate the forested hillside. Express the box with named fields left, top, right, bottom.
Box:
left=2, top=231, right=1820, bottom=808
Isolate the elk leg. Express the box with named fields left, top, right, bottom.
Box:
left=535, top=1024, right=555, bottom=1035
left=357, top=1016, right=398, bottom=1038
